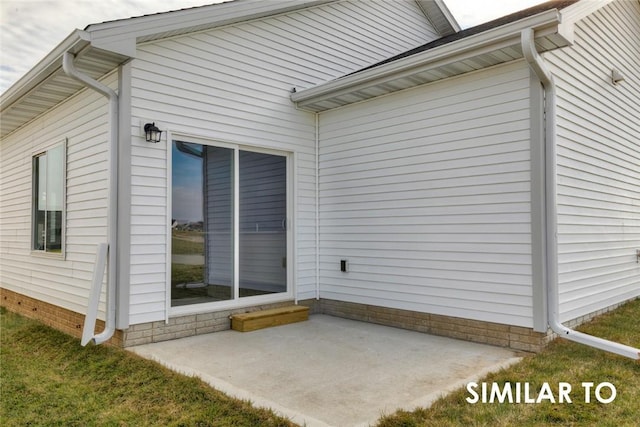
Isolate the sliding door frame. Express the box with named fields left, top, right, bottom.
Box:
left=167, top=132, right=295, bottom=319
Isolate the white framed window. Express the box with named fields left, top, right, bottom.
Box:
left=32, top=141, right=66, bottom=255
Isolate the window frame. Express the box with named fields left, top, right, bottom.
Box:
left=31, top=139, right=67, bottom=258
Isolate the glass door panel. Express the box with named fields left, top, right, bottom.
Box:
left=238, top=151, right=287, bottom=297
left=171, top=142, right=234, bottom=306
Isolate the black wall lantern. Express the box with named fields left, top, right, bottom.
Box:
left=144, top=122, right=162, bottom=143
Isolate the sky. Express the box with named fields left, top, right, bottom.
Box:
left=0, top=0, right=545, bottom=94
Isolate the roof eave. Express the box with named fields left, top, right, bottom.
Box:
left=1, top=30, right=90, bottom=110
left=0, top=30, right=131, bottom=139
left=292, top=9, right=570, bottom=112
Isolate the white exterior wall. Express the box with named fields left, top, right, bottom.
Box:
left=545, top=0, right=640, bottom=322
left=128, top=0, right=439, bottom=324
left=318, top=61, right=536, bottom=327
left=0, top=73, right=113, bottom=316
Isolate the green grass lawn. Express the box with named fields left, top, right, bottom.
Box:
left=1, top=300, right=639, bottom=426
left=0, top=307, right=294, bottom=427
left=172, top=231, right=204, bottom=255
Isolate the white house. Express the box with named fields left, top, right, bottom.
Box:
left=1, top=0, right=638, bottom=355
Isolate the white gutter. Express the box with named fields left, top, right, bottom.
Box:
left=521, top=28, right=639, bottom=360
left=63, top=51, right=119, bottom=345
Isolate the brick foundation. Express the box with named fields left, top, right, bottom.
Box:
left=3, top=287, right=630, bottom=352
left=1, top=288, right=294, bottom=348
left=299, top=298, right=553, bottom=353
left=563, top=301, right=628, bottom=329
left=122, top=300, right=294, bottom=347
left=0, top=288, right=123, bottom=347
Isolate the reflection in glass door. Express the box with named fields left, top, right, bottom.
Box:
left=171, top=142, right=234, bottom=305
left=171, top=140, right=288, bottom=307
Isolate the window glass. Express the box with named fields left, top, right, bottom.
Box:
left=33, top=144, right=64, bottom=253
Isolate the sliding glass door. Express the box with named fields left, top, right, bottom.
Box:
left=171, top=140, right=288, bottom=307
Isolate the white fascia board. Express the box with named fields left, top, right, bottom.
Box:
left=1, top=30, right=90, bottom=108
left=86, top=0, right=334, bottom=48
left=434, top=0, right=461, bottom=32
left=88, top=33, right=137, bottom=58
left=291, top=9, right=563, bottom=105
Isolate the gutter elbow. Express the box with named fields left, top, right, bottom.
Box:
left=92, top=329, right=115, bottom=345
left=521, top=28, right=554, bottom=88
left=63, top=52, right=118, bottom=101
left=549, top=318, right=571, bottom=336
left=521, top=28, right=536, bottom=65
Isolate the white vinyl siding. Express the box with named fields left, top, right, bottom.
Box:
left=0, top=73, right=113, bottom=317
left=128, top=0, right=438, bottom=324
left=544, top=0, right=640, bottom=322
left=318, top=61, right=534, bottom=327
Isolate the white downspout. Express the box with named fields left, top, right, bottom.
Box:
left=315, top=112, right=320, bottom=301
left=63, top=52, right=118, bottom=345
left=521, top=29, right=639, bottom=360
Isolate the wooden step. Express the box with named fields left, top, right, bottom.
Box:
left=231, top=305, right=309, bottom=332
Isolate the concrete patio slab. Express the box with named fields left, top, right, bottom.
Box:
left=129, top=315, right=521, bottom=427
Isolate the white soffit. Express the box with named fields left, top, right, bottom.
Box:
left=0, top=31, right=129, bottom=138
